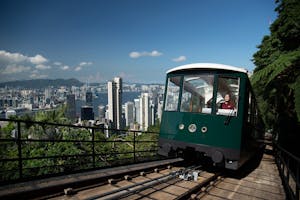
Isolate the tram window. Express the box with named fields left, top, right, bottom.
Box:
left=248, top=92, right=252, bottom=122
left=216, top=76, right=240, bottom=116
left=164, top=76, right=181, bottom=111
left=180, top=75, right=214, bottom=114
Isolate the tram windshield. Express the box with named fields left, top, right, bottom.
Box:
left=164, top=76, right=181, bottom=111
left=164, top=74, right=240, bottom=116
left=180, top=75, right=214, bottom=114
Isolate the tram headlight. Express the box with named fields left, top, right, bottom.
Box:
left=201, top=126, right=208, bottom=133
left=188, top=124, right=197, bottom=133
left=178, top=124, right=185, bottom=130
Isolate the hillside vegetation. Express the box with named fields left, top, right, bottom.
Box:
left=251, top=0, right=300, bottom=155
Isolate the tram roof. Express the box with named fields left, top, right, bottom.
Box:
left=166, top=63, right=248, bottom=74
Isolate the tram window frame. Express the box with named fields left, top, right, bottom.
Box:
left=216, top=76, right=240, bottom=116
left=180, top=74, right=214, bottom=114
left=164, top=76, right=181, bottom=111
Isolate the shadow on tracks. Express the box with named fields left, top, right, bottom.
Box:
left=172, top=146, right=269, bottom=179
left=225, top=148, right=265, bottom=179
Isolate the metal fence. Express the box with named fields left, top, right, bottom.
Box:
left=0, top=118, right=160, bottom=185
left=274, top=144, right=300, bottom=200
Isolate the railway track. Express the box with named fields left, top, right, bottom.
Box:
left=3, top=152, right=284, bottom=200
left=48, top=163, right=221, bottom=200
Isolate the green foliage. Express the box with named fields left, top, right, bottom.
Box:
left=252, top=0, right=300, bottom=155
left=0, top=115, right=159, bottom=182
left=271, top=0, right=300, bottom=51
left=0, top=122, right=15, bottom=138
left=35, top=105, right=68, bottom=124
left=294, top=76, right=300, bottom=121
left=253, top=36, right=281, bottom=72
left=147, top=121, right=161, bottom=133
left=252, top=50, right=300, bottom=86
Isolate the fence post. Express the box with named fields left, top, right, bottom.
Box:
left=296, top=161, right=299, bottom=200
left=133, top=132, right=136, bottom=163
left=286, top=156, right=290, bottom=186
left=92, top=128, right=95, bottom=168
left=17, top=121, right=22, bottom=179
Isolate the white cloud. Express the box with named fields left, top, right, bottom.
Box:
left=0, top=50, right=49, bottom=76
left=172, top=56, right=186, bottom=62
left=129, top=50, right=163, bottom=58
left=75, top=61, right=93, bottom=71
left=29, top=54, right=48, bottom=64
left=75, top=66, right=82, bottom=71
left=2, top=65, right=31, bottom=74
left=61, top=65, right=70, bottom=70
left=0, top=50, right=96, bottom=79
left=129, top=52, right=140, bottom=58
left=150, top=50, right=162, bottom=57
left=54, top=62, right=62, bottom=66
left=79, top=61, right=93, bottom=66
left=0, top=50, right=48, bottom=65
left=53, top=61, right=70, bottom=70
left=30, top=73, right=48, bottom=79
left=35, top=64, right=51, bottom=70
left=0, top=50, right=27, bottom=63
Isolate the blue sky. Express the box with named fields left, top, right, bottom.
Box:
left=0, top=0, right=277, bottom=83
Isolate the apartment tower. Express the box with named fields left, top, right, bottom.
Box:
left=107, top=77, right=123, bottom=129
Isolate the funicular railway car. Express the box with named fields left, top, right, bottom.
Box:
left=158, top=63, right=265, bottom=170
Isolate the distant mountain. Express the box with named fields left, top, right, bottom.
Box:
left=0, top=78, right=84, bottom=88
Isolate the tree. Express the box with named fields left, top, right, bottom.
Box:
left=252, top=0, right=300, bottom=155
left=34, top=105, right=69, bottom=140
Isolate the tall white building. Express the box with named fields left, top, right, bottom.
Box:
left=139, top=93, right=151, bottom=131
left=98, top=105, right=106, bottom=121
left=157, top=100, right=163, bottom=123
left=44, top=87, right=52, bottom=100
left=107, top=77, right=122, bottom=129
left=124, top=102, right=134, bottom=127
left=134, top=98, right=140, bottom=124
left=150, top=100, right=155, bottom=126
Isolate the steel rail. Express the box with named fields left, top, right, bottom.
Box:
left=175, top=172, right=222, bottom=200
left=86, top=165, right=202, bottom=200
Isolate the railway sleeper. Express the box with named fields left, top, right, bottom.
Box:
left=190, top=175, right=224, bottom=199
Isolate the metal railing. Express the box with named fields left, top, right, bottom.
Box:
left=274, top=144, right=300, bottom=200
left=0, top=118, right=159, bottom=185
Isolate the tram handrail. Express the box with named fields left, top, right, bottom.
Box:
left=274, top=143, right=300, bottom=200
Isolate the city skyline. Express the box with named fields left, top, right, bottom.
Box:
left=0, top=0, right=277, bottom=83
left=0, top=77, right=163, bottom=131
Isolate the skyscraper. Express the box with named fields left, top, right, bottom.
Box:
left=139, top=93, right=150, bottom=131
left=124, top=101, right=134, bottom=127
left=86, top=90, right=93, bottom=106
left=66, top=94, right=76, bottom=121
left=134, top=98, right=140, bottom=124
left=107, top=77, right=122, bottom=129
left=81, top=106, right=94, bottom=120
left=98, top=105, right=106, bottom=121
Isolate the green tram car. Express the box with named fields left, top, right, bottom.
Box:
left=158, top=63, right=264, bottom=170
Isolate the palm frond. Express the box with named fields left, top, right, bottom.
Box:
left=251, top=64, right=274, bottom=84
left=266, top=50, right=300, bottom=85
left=252, top=49, right=300, bottom=85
